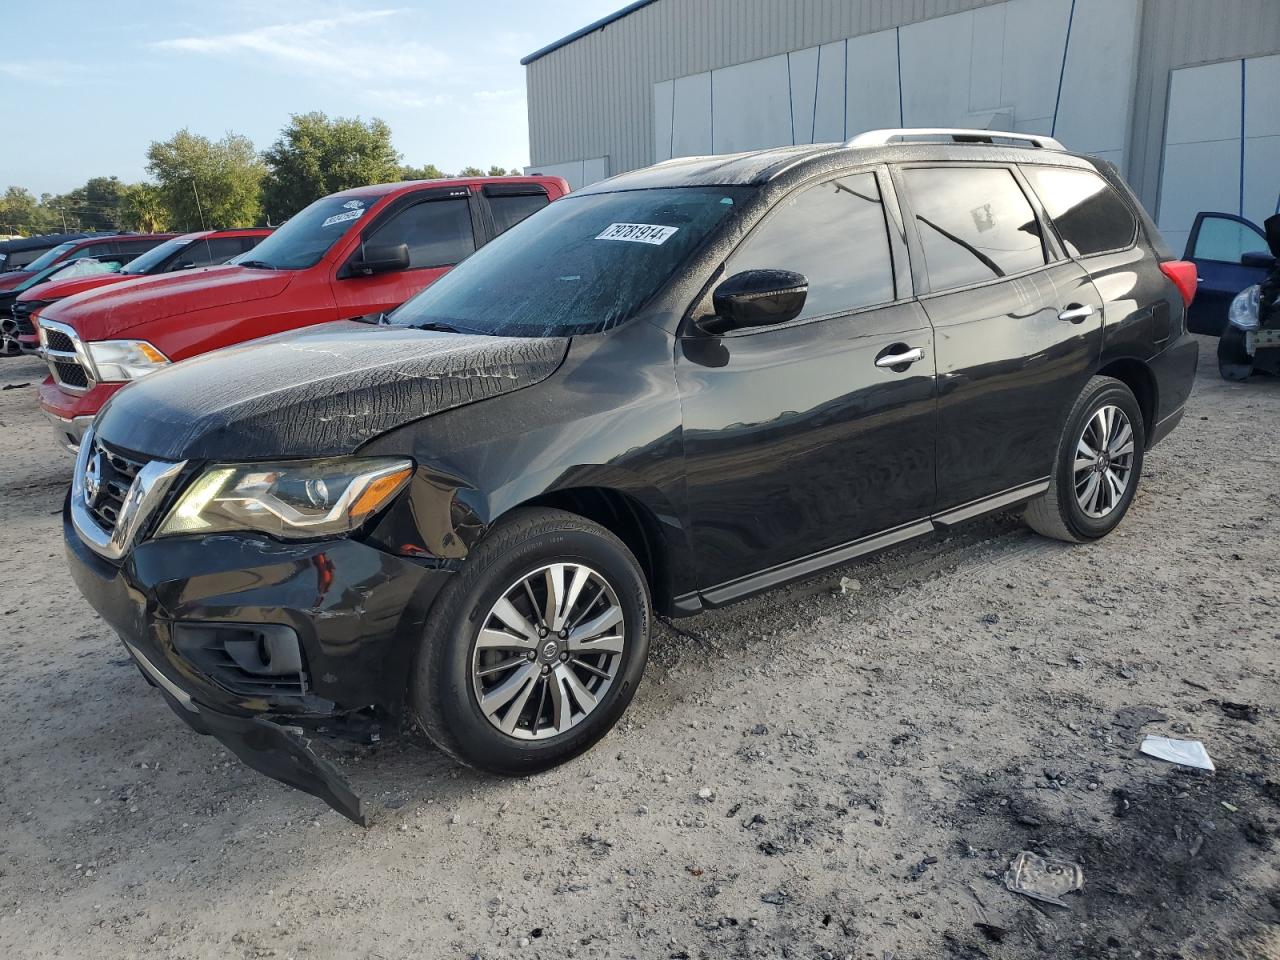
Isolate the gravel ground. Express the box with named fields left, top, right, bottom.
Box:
left=0, top=341, right=1277, bottom=960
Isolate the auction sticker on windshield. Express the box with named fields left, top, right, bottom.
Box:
left=323, top=201, right=366, bottom=229
left=595, top=223, right=679, bottom=245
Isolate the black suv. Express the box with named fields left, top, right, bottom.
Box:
left=64, top=130, right=1200, bottom=823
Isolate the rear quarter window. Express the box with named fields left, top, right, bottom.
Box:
left=901, top=166, right=1047, bottom=292
left=1022, top=166, right=1137, bottom=258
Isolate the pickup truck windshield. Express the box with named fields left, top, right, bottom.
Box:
left=230, top=195, right=373, bottom=270
left=21, top=241, right=77, bottom=273
left=387, top=187, right=751, bottom=337
left=122, top=236, right=189, bottom=274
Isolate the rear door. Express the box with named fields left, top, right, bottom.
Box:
left=330, top=186, right=478, bottom=321
left=1183, top=212, right=1271, bottom=335
left=895, top=163, right=1103, bottom=513
left=677, top=167, right=937, bottom=596
left=477, top=183, right=552, bottom=240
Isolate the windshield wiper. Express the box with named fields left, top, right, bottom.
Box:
left=236, top=259, right=277, bottom=270
left=407, top=321, right=467, bottom=334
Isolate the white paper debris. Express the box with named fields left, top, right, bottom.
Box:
left=1140, top=735, right=1215, bottom=771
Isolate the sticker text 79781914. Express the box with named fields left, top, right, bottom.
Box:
left=595, top=223, right=679, bottom=245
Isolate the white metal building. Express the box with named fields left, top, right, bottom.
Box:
left=523, top=0, right=1280, bottom=255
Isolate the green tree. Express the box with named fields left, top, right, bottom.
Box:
left=487, top=165, right=509, bottom=177
left=48, top=176, right=128, bottom=231
left=0, top=186, right=57, bottom=235
left=457, top=166, right=485, bottom=177
left=118, top=183, right=170, bottom=233
left=262, top=112, right=402, bottom=220
left=400, top=162, right=448, bottom=181
left=146, top=129, right=265, bottom=229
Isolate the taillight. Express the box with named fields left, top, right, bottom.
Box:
left=1160, top=260, right=1198, bottom=308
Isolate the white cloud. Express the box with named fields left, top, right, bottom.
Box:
left=152, top=9, right=452, bottom=84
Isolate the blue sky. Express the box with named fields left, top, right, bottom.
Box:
left=2, top=0, right=623, bottom=195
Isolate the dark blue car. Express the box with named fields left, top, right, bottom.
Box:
left=1184, top=211, right=1277, bottom=336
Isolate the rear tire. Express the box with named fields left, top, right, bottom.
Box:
left=411, top=507, right=650, bottom=776
left=1217, top=324, right=1254, bottom=381
left=1025, top=376, right=1145, bottom=543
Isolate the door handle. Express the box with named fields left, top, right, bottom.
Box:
left=875, top=346, right=925, bottom=369
left=1058, top=304, right=1095, bottom=324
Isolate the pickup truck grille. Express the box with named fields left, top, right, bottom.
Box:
left=87, top=439, right=147, bottom=532
left=38, top=319, right=92, bottom=393
left=10, top=300, right=39, bottom=336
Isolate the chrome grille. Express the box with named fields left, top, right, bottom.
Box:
left=38, top=319, right=92, bottom=393
left=88, top=440, right=147, bottom=533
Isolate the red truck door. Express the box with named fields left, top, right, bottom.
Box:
left=329, top=185, right=479, bottom=320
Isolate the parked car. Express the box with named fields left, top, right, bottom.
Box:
left=63, top=130, right=1198, bottom=823
left=0, top=256, right=131, bottom=356
left=0, top=232, right=174, bottom=296
left=1217, top=214, right=1280, bottom=379
left=6, top=229, right=271, bottom=355
left=0, top=232, right=94, bottom=274
left=1183, top=211, right=1277, bottom=336
left=37, top=177, right=568, bottom=449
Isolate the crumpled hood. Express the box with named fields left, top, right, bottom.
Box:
left=94, top=321, right=570, bottom=461
left=38, top=265, right=293, bottom=339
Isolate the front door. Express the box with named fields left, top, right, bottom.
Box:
left=895, top=164, right=1104, bottom=512
left=1184, top=212, right=1272, bottom=335
left=677, top=169, right=937, bottom=599
left=330, top=186, right=479, bottom=321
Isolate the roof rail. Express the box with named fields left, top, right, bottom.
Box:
left=846, top=128, right=1065, bottom=151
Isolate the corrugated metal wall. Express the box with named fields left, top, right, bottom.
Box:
left=526, top=0, right=1007, bottom=179
left=1130, top=0, right=1280, bottom=213
left=525, top=0, right=1280, bottom=212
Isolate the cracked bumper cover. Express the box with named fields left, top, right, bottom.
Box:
left=63, top=500, right=453, bottom=824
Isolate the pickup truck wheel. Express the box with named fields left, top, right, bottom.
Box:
left=1217, top=324, right=1254, bottom=381
left=411, top=507, right=650, bottom=776
left=1025, top=376, right=1145, bottom=543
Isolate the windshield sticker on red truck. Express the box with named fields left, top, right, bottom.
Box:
left=322, top=200, right=366, bottom=228
left=595, top=223, right=679, bottom=245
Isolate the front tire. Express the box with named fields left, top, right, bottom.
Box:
left=1025, top=376, right=1145, bottom=543
left=1217, top=324, right=1254, bottom=381
left=411, top=507, right=650, bottom=776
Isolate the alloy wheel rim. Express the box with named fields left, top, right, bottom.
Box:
left=1073, top=404, right=1135, bottom=519
left=471, top=562, right=625, bottom=741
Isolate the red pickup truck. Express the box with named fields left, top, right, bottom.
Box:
left=9, top=228, right=271, bottom=354
left=38, top=176, right=568, bottom=449
left=0, top=233, right=174, bottom=293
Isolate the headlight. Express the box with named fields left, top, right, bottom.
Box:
left=85, top=339, right=170, bottom=381
left=1228, top=285, right=1261, bottom=331
left=156, top=457, right=414, bottom=540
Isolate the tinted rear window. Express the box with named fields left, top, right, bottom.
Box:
left=1023, top=166, right=1137, bottom=258
left=490, top=193, right=550, bottom=235
left=902, top=167, right=1047, bottom=291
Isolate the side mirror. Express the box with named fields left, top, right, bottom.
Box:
left=348, top=243, right=410, bottom=277
left=706, top=269, right=808, bottom=332
left=1242, top=251, right=1277, bottom=269
left=1265, top=214, right=1280, bottom=258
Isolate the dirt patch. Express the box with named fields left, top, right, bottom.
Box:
left=0, top=345, right=1278, bottom=959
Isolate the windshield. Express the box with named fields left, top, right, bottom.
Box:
left=21, top=241, right=77, bottom=273
left=229, top=195, right=373, bottom=270
left=122, top=236, right=189, bottom=274
left=388, top=187, right=749, bottom=337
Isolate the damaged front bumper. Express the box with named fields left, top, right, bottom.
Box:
left=63, top=501, right=453, bottom=824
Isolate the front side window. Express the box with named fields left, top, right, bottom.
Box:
left=1023, top=166, right=1137, bottom=258
left=170, top=236, right=250, bottom=269
left=363, top=197, right=475, bottom=269
left=388, top=186, right=750, bottom=337
left=725, top=173, right=896, bottom=322
left=1188, top=214, right=1267, bottom=264
left=903, top=167, right=1047, bottom=291
left=231, top=194, right=376, bottom=270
